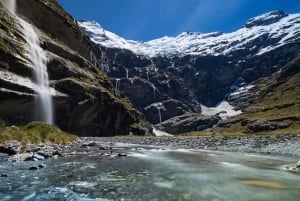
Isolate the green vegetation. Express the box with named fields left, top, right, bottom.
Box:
left=179, top=56, right=300, bottom=136
left=0, top=120, right=77, bottom=144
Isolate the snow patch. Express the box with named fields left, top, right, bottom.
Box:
left=201, top=101, right=242, bottom=119
left=229, top=85, right=255, bottom=96
left=153, top=128, right=173, bottom=137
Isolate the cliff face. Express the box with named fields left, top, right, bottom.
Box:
left=0, top=0, right=152, bottom=136
left=215, top=55, right=300, bottom=135
left=79, top=11, right=300, bottom=134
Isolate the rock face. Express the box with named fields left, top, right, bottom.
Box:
left=0, top=0, right=151, bottom=136
left=79, top=11, right=300, bottom=134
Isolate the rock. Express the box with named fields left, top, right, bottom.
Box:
left=33, top=154, right=45, bottom=161
left=156, top=113, right=220, bottom=134
left=117, top=153, right=127, bottom=157
left=244, top=10, right=288, bottom=28
left=1, top=174, right=7, bottom=177
left=247, top=121, right=291, bottom=133
left=0, top=141, right=22, bottom=155
left=29, top=166, right=39, bottom=170
left=38, top=164, right=46, bottom=169
left=82, top=141, right=98, bottom=147
left=11, top=153, right=33, bottom=161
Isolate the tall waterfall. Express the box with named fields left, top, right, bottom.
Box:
left=0, top=0, right=16, bottom=14
left=20, top=18, right=54, bottom=124
left=1, top=0, right=53, bottom=124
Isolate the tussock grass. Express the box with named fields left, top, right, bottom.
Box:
left=0, top=120, right=77, bottom=144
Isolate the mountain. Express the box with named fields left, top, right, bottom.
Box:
left=79, top=10, right=299, bottom=57
left=0, top=0, right=151, bottom=136
left=79, top=10, right=300, bottom=134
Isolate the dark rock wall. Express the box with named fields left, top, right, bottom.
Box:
left=0, top=0, right=152, bottom=136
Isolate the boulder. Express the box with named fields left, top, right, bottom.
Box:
left=247, top=121, right=291, bottom=133
left=156, top=113, right=220, bottom=134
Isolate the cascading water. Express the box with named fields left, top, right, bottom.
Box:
left=157, top=108, right=162, bottom=123
left=125, top=68, right=129, bottom=79
left=20, top=19, right=54, bottom=124
left=151, top=83, right=157, bottom=101
left=153, top=102, right=164, bottom=123
left=0, top=0, right=16, bottom=13
left=1, top=0, right=53, bottom=124
left=115, top=79, right=121, bottom=90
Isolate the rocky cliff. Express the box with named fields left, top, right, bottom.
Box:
left=0, top=0, right=152, bottom=136
left=79, top=11, right=300, bottom=134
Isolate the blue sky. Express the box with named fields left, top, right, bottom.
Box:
left=57, top=0, right=300, bottom=41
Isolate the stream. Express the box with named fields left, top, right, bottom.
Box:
left=0, top=145, right=299, bottom=201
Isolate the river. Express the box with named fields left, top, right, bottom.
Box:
left=0, top=145, right=299, bottom=201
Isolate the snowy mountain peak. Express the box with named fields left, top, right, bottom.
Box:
left=244, top=10, right=288, bottom=28
left=79, top=11, right=300, bottom=57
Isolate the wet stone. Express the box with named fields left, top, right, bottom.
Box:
left=38, top=164, right=46, bottom=169
left=117, top=153, right=127, bottom=157
left=29, top=166, right=39, bottom=170
left=33, top=154, right=45, bottom=161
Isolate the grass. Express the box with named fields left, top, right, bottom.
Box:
left=0, top=120, right=78, bottom=145
left=179, top=56, right=300, bottom=137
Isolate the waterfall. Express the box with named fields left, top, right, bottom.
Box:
left=151, top=83, right=157, bottom=100
left=1, top=0, right=53, bottom=124
left=153, top=102, right=165, bottom=124
left=157, top=108, right=162, bottom=123
left=115, top=78, right=121, bottom=90
left=125, top=69, right=129, bottom=79
left=0, top=0, right=16, bottom=14
left=19, top=18, right=54, bottom=124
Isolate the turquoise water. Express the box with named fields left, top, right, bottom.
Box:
left=0, top=147, right=299, bottom=201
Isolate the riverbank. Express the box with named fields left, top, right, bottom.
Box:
left=85, top=134, right=300, bottom=157
left=0, top=134, right=299, bottom=167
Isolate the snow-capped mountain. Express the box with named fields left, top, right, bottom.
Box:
left=78, top=10, right=300, bottom=134
left=79, top=10, right=300, bottom=57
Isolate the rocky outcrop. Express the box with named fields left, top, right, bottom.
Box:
left=246, top=121, right=291, bottom=133
left=244, top=10, right=288, bottom=28
left=155, top=113, right=220, bottom=134
left=0, top=0, right=152, bottom=136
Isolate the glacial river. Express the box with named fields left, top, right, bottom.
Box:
left=0, top=146, right=299, bottom=201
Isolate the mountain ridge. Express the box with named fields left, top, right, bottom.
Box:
left=79, top=10, right=300, bottom=57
